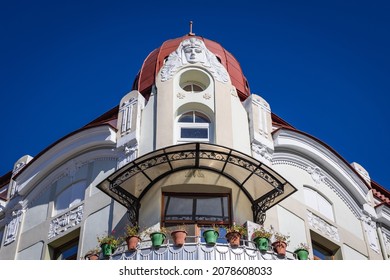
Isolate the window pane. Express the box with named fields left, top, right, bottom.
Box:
left=163, top=194, right=230, bottom=225
left=194, top=112, right=210, bottom=123
left=165, top=196, right=193, bottom=221
left=178, top=112, right=193, bottom=123
left=181, top=128, right=208, bottom=139
left=183, top=85, right=193, bottom=92
left=196, top=197, right=228, bottom=222
left=192, top=84, right=203, bottom=92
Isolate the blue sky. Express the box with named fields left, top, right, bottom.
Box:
left=0, top=0, right=389, bottom=190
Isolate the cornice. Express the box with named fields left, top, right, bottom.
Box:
left=273, top=128, right=369, bottom=200
left=273, top=153, right=363, bottom=219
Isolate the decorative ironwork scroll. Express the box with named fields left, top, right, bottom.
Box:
left=252, top=187, right=284, bottom=225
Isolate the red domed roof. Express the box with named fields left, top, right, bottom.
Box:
left=132, top=34, right=251, bottom=101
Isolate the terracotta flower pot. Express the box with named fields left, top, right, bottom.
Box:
left=226, top=231, right=241, bottom=247
left=85, top=253, right=99, bottom=260
left=126, top=235, right=141, bottom=251
left=171, top=230, right=187, bottom=246
left=272, top=240, right=287, bottom=256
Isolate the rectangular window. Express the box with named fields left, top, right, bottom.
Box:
left=53, top=237, right=79, bottom=260
left=310, top=230, right=342, bottom=260
left=181, top=127, right=208, bottom=139
left=162, top=193, right=231, bottom=227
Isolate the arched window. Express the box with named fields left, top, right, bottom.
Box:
left=53, top=181, right=86, bottom=216
left=177, top=111, right=211, bottom=142
left=303, top=187, right=334, bottom=222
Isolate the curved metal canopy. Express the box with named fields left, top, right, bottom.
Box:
left=97, top=142, right=296, bottom=225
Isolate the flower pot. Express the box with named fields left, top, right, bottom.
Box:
left=272, top=241, right=287, bottom=256
left=150, top=232, right=166, bottom=247
left=294, top=249, right=309, bottom=260
left=126, top=236, right=141, bottom=251
left=226, top=231, right=241, bottom=247
left=203, top=229, right=219, bottom=245
left=84, top=253, right=99, bottom=260
left=253, top=237, right=269, bottom=251
left=100, top=243, right=115, bottom=258
left=171, top=230, right=187, bottom=246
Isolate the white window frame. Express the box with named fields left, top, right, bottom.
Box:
left=176, top=111, right=211, bottom=143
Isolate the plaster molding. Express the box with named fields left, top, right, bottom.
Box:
left=230, top=88, right=238, bottom=98
left=251, top=142, right=273, bottom=161
left=21, top=153, right=117, bottom=209
left=306, top=166, right=327, bottom=184
left=203, top=92, right=212, bottom=100
left=14, top=126, right=117, bottom=196
left=382, top=227, right=390, bottom=255
left=273, top=129, right=368, bottom=201
left=273, top=155, right=362, bottom=219
left=48, top=205, right=84, bottom=240
left=307, top=210, right=340, bottom=242
left=161, top=37, right=229, bottom=83
left=117, top=143, right=139, bottom=169
left=177, top=92, right=186, bottom=99
left=361, top=214, right=380, bottom=253
left=3, top=209, right=25, bottom=245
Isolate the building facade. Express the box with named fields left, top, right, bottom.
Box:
left=0, top=33, right=389, bottom=260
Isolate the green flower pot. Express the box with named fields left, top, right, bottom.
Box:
left=150, top=232, right=166, bottom=247
left=295, top=249, right=309, bottom=260
left=253, top=237, right=269, bottom=251
left=100, top=243, right=115, bottom=258
left=203, top=229, right=219, bottom=245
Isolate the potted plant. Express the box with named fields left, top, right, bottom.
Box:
left=252, top=226, right=273, bottom=251
left=202, top=224, right=220, bottom=245
left=124, top=224, right=141, bottom=251
left=170, top=224, right=188, bottom=247
left=149, top=227, right=167, bottom=248
left=224, top=223, right=247, bottom=247
left=97, top=232, right=121, bottom=258
left=294, top=242, right=310, bottom=260
left=272, top=231, right=290, bottom=256
left=84, top=247, right=100, bottom=260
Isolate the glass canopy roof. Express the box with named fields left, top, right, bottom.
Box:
left=97, top=142, right=297, bottom=225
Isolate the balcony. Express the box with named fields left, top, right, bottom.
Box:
left=109, top=236, right=296, bottom=260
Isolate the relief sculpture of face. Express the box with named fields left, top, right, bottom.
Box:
left=182, top=38, right=206, bottom=63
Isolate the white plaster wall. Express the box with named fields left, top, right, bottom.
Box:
left=276, top=205, right=307, bottom=250
left=81, top=205, right=111, bottom=256
left=342, top=244, right=368, bottom=260
left=16, top=241, right=43, bottom=260
left=230, top=91, right=251, bottom=155
left=89, top=159, right=116, bottom=196
left=22, top=191, right=50, bottom=233
left=272, top=163, right=364, bottom=240
left=139, top=93, right=156, bottom=156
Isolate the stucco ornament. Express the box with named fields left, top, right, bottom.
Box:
left=161, top=37, right=229, bottom=83
left=4, top=210, right=25, bottom=245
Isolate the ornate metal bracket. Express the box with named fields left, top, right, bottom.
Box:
left=252, top=187, right=284, bottom=225
left=109, top=185, right=140, bottom=226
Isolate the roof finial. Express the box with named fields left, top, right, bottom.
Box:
left=188, top=21, right=195, bottom=36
